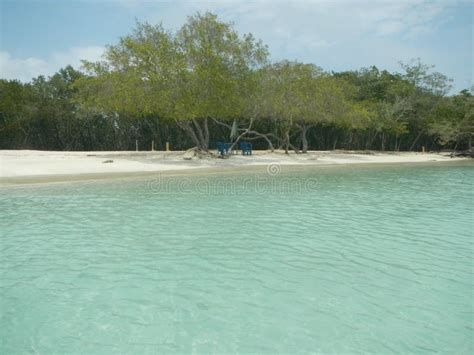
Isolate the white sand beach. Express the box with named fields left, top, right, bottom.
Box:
left=0, top=149, right=468, bottom=184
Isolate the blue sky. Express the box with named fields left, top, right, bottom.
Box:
left=1, top=0, right=472, bottom=93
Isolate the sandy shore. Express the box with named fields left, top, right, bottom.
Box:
left=0, top=149, right=469, bottom=185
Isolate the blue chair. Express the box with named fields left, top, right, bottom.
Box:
left=239, top=141, right=252, bottom=155
left=217, top=142, right=232, bottom=156
left=216, top=142, right=226, bottom=156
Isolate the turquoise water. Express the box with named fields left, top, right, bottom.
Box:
left=1, top=163, right=473, bottom=354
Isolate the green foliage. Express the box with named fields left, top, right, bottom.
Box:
left=0, top=12, right=470, bottom=152
left=79, top=13, right=267, bottom=121
left=428, top=91, right=474, bottom=148
left=399, top=58, right=453, bottom=96
left=0, top=79, right=34, bottom=147
left=176, top=12, right=267, bottom=120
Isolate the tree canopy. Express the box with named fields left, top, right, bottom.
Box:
left=1, top=12, right=472, bottom=152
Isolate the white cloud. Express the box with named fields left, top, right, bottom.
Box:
left=142, top=0, right=466, bottom=91
left=0, top=46, right=104, bottom=82
left=136, top=0, right=456, bottom=61
left=1, top=1, right=469, bottom=91
left=141, top=0, right=454, bottom=37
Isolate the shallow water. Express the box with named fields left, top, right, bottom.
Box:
left=1, top=163, right=473, bottom=354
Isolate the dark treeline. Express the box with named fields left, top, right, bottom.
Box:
left=1, top=13, right=472, bottom=152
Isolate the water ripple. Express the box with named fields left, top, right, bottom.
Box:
left=0, top=163, right=473, bottom=353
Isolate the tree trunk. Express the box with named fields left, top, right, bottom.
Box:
left=348, top=130, right=353, bottom=150
left=301, top=125, right=309, bottom=153
left=175, top=119, right=210, bottom=151
left=209, top=116, right=275, bottom=152
left=409, top=131, right=422, bottom=151
left=227, top=117, right=255, bottom=153
left=241, top=131, right=275, bottom=151
left=368, top=131, right=378, bottom=150
left=397, top=136, right=402, bottom=151
left=176, top=120, right=202, bottom=150
left=284, top=130, right=290, bottom=154
left=203, top=117, right=210, bottom=149
left=192, top=119, right=208, bottom=151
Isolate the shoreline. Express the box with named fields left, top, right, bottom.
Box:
left=0, top=149, right=470, bottom=186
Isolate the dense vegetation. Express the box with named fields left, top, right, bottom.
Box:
left=1, top=13, right=472, bottom=152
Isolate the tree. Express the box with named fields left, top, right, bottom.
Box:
left=399, top=58, right=452, bottom=96
left=0, top=66, right=85, bottom=150
left=0, top=13, right=468, bottom=154
left=260, top=62, right=368, bottom=153
left=79, top=13, right=268, bottom=151
left=398, top=59, right=453, bottom=151
left=0, top=80, right=35, bottom=148
left=428, top=90, right=474, bottom=150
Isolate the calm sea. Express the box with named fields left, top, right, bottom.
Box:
left=1, top=162, right=473, bottom=353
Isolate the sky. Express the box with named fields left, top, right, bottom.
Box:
left=0, top=0, right=472, bottom=93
